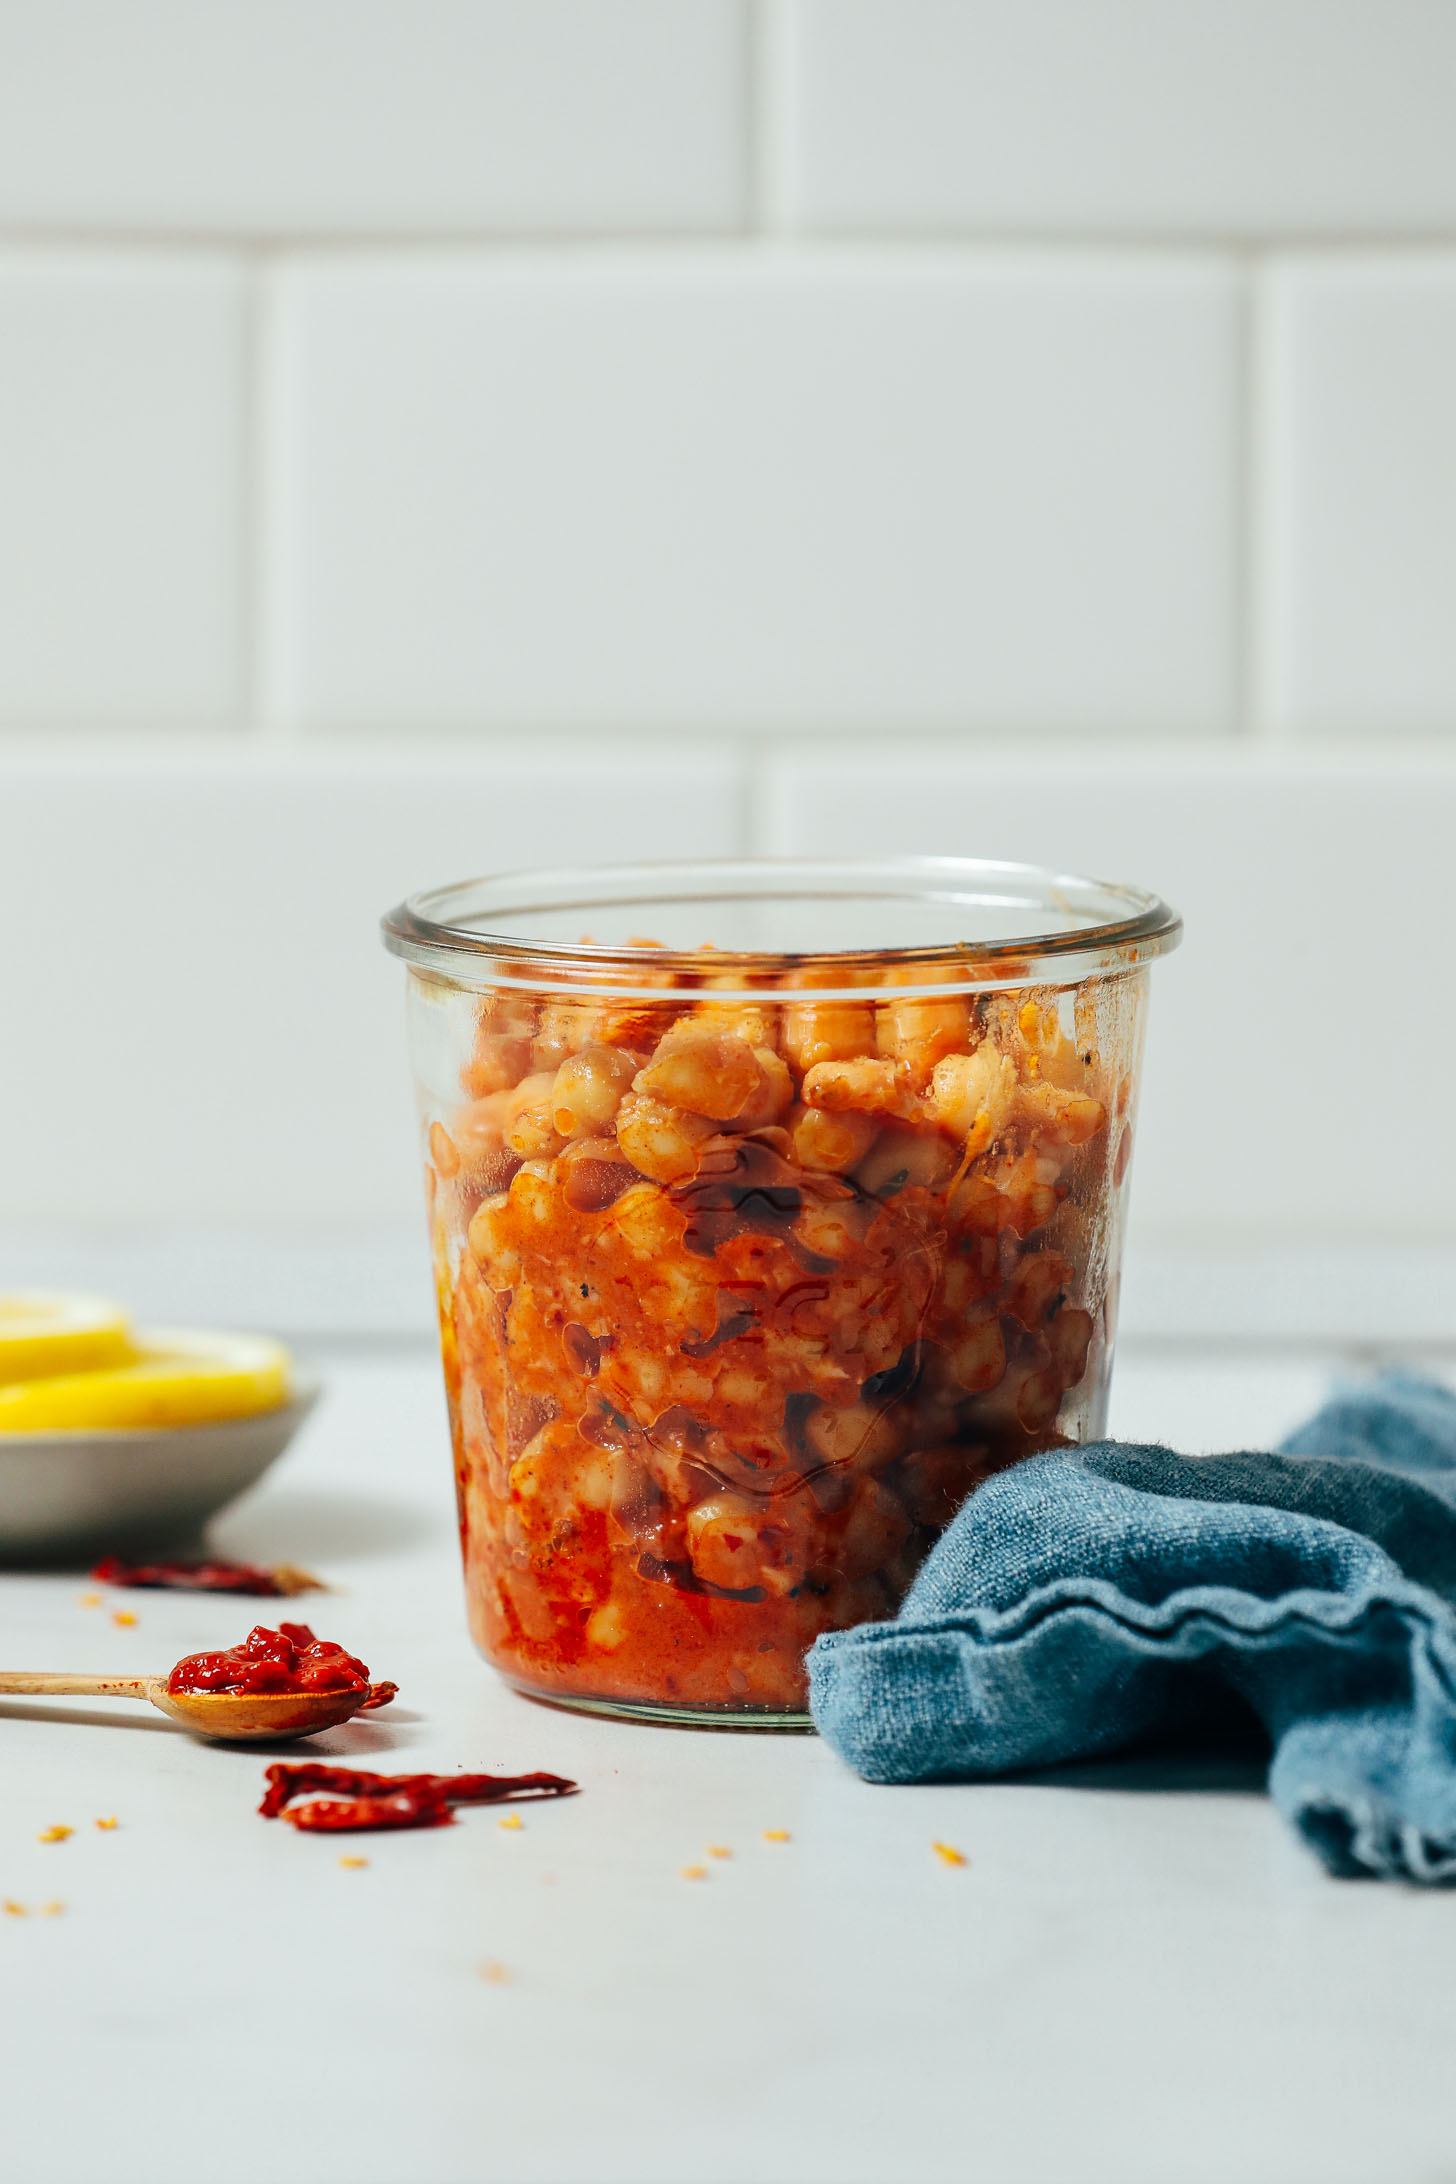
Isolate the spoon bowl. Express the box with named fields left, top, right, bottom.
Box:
left=144, top=1683, right=373, bottom=1741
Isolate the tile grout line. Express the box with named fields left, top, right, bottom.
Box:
left=746, top=0, right=792, bottom=236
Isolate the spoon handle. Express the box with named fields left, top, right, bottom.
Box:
left=0, top=1672, right=154, bottom=1697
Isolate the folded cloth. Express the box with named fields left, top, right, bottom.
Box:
left=808, top=1373, right=1456, bottom=1882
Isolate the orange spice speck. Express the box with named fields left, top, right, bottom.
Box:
left=762, top=1829, right=791, bottom=1843
left=95, top=1817, right=119, bottom=1831
left=3, top=1900, right=27, bottom=1917
left=338, top=1856, right=369, bottom=1871
left=37, top=1826, right=73, bottom=1845
left=932, top=1840, right=968, bottom=1867
left=40, top=1901, right=65, bottom=1917
left=706, top=1844, right=732, bottom=1859
left=111, top=1611, right=138, bottom=1629
left=498, top=1813, right=523, bottom=1831
left=78, top=1592, right=103, bottom=1610
left=479, top=1960, right=512, bottom=1985
left=679, top=1864, right=708, bottom=1881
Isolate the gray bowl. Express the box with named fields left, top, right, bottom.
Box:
left=0, top=1378, right=321, bottom=1563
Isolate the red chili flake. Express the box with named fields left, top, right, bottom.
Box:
left=92, top=1554, right=324, bottom=1596
left=259, top=1763, right=578, bottom=1822
left=358, top=1681, right=399, bottom=1711
left=284, top=1789, right=455, bottom=1833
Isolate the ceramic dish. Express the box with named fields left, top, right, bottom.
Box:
left=0, top=1379, right=320, bottom=1561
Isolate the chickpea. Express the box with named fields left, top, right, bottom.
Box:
left=929, top=1044, right=1018, bottom=1144
left=550, top=1044, right=639, bottom=1139
left=1047, top=1304, right=1094, bottom=1388
left=801, top=1399, right=908, bottom=1472
left=801, top=1056, right=919, bottom=1120
left=503, top=1073, right=567, bottom=1160
left=948, top=1317, right=1007, bottom=1394
left=852, top=1119, right=958, bottom=1197
left=781, top=998, right=875, bottom=1075
left=686, top=1492, right=800, bottom=1596
left=462, top=1033, right=533, bottom=1099
left=1002, top=1250, right=1075, bottom=1332
left=428, top=1120, right=461, bottom=1180
left=636, top=1028, right=762, bottom=1121
left=615, top=1091, right=712, bottom=1183
left=728, top=1046, right=794, bottom=1132
left=876, top=994, right=973, bottom=1081
left=789, top=1103, right=878, bottom=1174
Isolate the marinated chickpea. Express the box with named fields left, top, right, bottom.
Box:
left=438, top=945, right=1122, bottom=1715
left=550, top=1044, right=639, bottom=1139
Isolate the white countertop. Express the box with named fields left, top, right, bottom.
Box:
left=5, top=1347, right=1456, bottom=2184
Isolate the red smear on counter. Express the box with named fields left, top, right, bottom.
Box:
left=259, top=1763, right=578, bottom=1823
left=167, top=1623, right=372, bottom=1697
left=93, top=1555, right=323, bottom=1597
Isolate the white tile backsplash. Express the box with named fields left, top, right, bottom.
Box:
left=0, top=11, right=1453, bottom=1305
left=0, top=750, right=747, bottom=1223
left=269, top=251, right=1239, bottom=737
left=783, top=0, right=1456, bottom=238
left=0, top=251, right=245, bottom=726
left=0, top=1, right=748, bottom=235
left=765, top=748, right=1456, bottom=1242
left=1264, top=256, right=1456, bottom=738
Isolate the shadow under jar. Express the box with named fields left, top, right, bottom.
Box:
left=382, top=859, right=1181, bottom=1727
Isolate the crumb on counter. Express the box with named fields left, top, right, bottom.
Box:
left=932, top=1840, right=968, bottom=1867
left=37, top=1826, right=74, bottom=1845
left=111, top=1611, right=138, bottom=1628
left=95, top=1817, right=119, bottom=1831
left=762, top=1829, right=791, bottom=1843
left=3, top=1900, right=27, bottom=1916
left=707, top=1844, right=732, bottom=1859
left=679, top=1863, right=709, bottom=1880
left=338, top=1856, right=369, bottom=1870
left=479, top=1960, right=512, bottom=1984
left=78, top=1592, right=103, bottom=1609
left=498, top=1813, right=523, bottom=1831
left=40, top=1901, right=64, bottom=1917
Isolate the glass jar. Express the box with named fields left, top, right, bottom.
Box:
left=382, top=858, right=1180, bottom=1726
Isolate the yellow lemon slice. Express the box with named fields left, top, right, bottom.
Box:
left=0, top=1329, right=292, bottom=1433
left=0, top=1293, right=135, bottom=1387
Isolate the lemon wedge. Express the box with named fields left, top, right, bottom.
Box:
left=0, top=1328, right=292, bottom=1433
left=0, top=1293, right=135, bottom=1386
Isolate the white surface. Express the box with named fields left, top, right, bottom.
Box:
left=1265, top=257, right=1456, bottom=737
left=269, top=252, right=1238, bottom=735
left=0, top=1, right=748, bottom=233
left=782, top=0, right=1456, bottom=236
left=0, top=251, right=244, bottom=727
left=4, top=1346, right=1455, bottom=2184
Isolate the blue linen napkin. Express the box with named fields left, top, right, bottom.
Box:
left=808, top=1373, right=1456, bottom=1882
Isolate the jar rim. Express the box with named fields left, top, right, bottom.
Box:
left=381, top=855, right=1181, bottom=993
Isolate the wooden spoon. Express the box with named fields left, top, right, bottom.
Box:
left=0, top=1671, right=371, bottom=1741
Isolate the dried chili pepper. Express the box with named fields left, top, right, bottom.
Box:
left=259, top=1763, right=578, bottom=1821
left=92, top=1554, right=323, bottom=1597
left=284, top=1790, right=455, bottom=1833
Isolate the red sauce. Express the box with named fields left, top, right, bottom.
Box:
left=167, top=1621, right=371, bottom=1697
